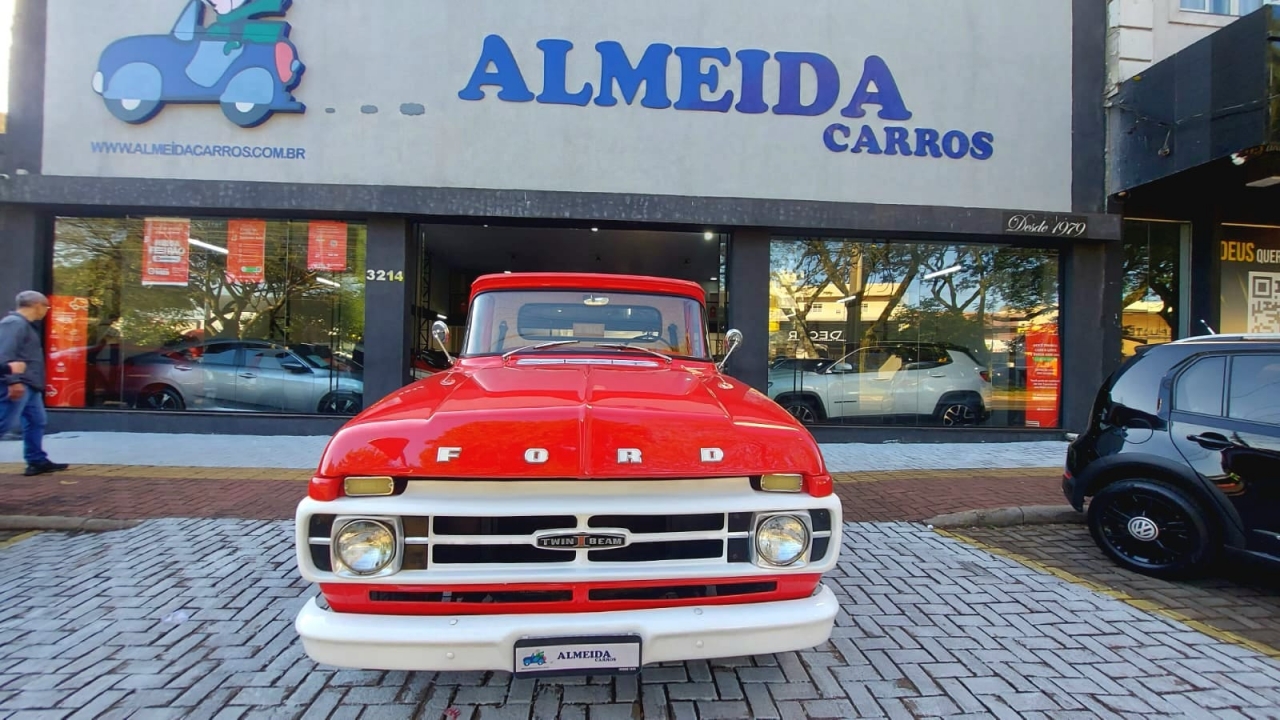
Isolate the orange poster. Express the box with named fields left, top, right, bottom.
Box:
left=226, top=219, right=267, bottom=284
left=142, top=218, right=190, bottom=287
left=307, top=221, right=348, bottom=272
left=1024, top=327, right=1061, bottom=429
left=44, top=296, right=90, bottom=408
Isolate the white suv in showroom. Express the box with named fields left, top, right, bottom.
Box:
left=767, top=343, right=992, bottom=426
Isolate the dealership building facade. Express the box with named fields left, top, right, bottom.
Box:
left=0, top=0, right=1119, bottom=442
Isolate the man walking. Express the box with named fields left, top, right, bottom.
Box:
left=0, top=291, right=70, bottom=476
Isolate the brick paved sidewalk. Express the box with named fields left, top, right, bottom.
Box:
left=834, top=468, right=1064, bottom=522
left=0, top=465, right=309, bottom=521
left=0, top=465, right=1065, bottom=523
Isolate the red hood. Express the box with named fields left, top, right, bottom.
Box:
left=318, top=359, right=826, bottom=480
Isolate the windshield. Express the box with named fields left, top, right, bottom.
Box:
left=463, top=290, right=710, bottom=360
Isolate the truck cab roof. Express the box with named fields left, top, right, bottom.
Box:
left=470, top=273, right=707, bottom=304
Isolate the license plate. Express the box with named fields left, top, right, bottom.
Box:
left=513, top=635, right=641, bottom=677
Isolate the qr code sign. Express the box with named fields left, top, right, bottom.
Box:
left=1248, top=271, right=1280, bottom=333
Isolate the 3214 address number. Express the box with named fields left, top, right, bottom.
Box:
left=366, top=269, right=405, bottom=282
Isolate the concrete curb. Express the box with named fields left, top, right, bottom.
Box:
left=0, top=515, right=140, bottom=532
left=924, top=505, right=1085, bottom=528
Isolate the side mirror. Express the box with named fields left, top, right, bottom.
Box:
left=280, top=361, right=311, bottom=374
left=431, top=320, right=454, bottom=364
left=716, top=329, right=743, bottom=372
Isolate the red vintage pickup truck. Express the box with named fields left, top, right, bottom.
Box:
left=294, top=272, right=841, bottom=676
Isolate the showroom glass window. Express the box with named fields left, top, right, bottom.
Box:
left=49, top=217, right=367, bottom=416
left=767, top=238, right=1061, bottom=428
left=1120, top=220, right=1185, bottom=357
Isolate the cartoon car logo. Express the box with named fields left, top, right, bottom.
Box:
left=521, top=651, right=546, bottom=667
left=91, top=0, right=305, bottom=128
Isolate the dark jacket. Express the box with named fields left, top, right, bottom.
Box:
left=0, top=312, right=44, bottom=391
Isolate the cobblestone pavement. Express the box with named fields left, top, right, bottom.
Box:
left=0, top=467, right=1063, bottom=524
left=3, top=521, right=1280, bottom=719
left=959, top=524, right=1280, bottom=659
left=0, top=432, right=1068, bottom=473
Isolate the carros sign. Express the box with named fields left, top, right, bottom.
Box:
left=457, top=37, right=995, bottom=162
left=43, top=0, right=1074, bottom=211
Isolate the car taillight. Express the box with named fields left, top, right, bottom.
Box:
left=978, top=369, right=991, bottom=383
left=275, top=42, right=296, bottom=84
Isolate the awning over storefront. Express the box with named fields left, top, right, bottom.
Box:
left=1109, top=4, right=1280, bottom=194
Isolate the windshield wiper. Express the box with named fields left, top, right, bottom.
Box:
left=595, top=343, right=674, bottom=364
left=501, top=340, right=580, bottom=360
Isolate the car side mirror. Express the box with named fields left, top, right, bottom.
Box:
left=280, top=361, right=310, bottom=374
left=716, top=329, right=743, bottom=372
left=432, top=320, right=454, bottom=364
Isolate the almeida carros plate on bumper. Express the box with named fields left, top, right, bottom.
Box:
left=513, top=635, right=641, bottom=676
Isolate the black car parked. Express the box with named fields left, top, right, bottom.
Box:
left=1064, top=334, right=1280, bottom=579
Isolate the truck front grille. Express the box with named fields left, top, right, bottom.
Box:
left=307, top=509, right=833, bottom=571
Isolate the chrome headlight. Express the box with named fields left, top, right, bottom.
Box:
left=334, top=519, right=396, bottom=575
left=756, top=514, right=809, bottom=566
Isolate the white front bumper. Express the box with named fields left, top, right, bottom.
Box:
left=296, top=583, right=839, bottom=672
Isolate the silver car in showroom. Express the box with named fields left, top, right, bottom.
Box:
left=123, top=339, right=363, bottom=415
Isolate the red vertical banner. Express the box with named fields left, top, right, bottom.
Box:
left=307, top=221, right=348, bottom=271
left=141, top=218, right=191, bottom=287
left=226, top=219, right=267, bottom=284
left=1024, top=326, right=1061, bottom=428
left=44, top=296, right=90, bottom=408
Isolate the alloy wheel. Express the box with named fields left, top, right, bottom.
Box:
left=141, top=389, right=182, bottom=411
left=785, top=402, right=817, bottom=423
left=1095, top=489, right=1201, bottom=571
left=940, top=403, right=976, bottom=426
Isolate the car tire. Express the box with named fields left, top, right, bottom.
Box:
left=1086, top=478, right=1215, bottom=579
left=933, top=396, right=983, bottom=427
left=137, top=386, right=185, bottom=412
left=105, top=96, right=162, bottom=124
left=779, top=396, right=823, bottom=424
left=319, top=392, right=362, bottom=416
left=221, top=101, right=274, bottom=128
left=102, top=63, right=163, bottom=124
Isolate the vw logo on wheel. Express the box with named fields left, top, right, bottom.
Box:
left=1126, top=516, right=1160, bottom=542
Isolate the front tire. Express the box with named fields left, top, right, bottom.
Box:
left=102, top=63, right=163, bottom=123
left=779, top=396, right=823, bottom=424
left=104, top=96, right=162, bottom=124
left=1087, top=478, right=1215, bottom=579
left=319, top=392, right=362, bottom=416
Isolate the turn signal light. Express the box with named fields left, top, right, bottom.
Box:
left=760, top=474, right=804, bottom=493
left=344, top=476, right=396, bottom=497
